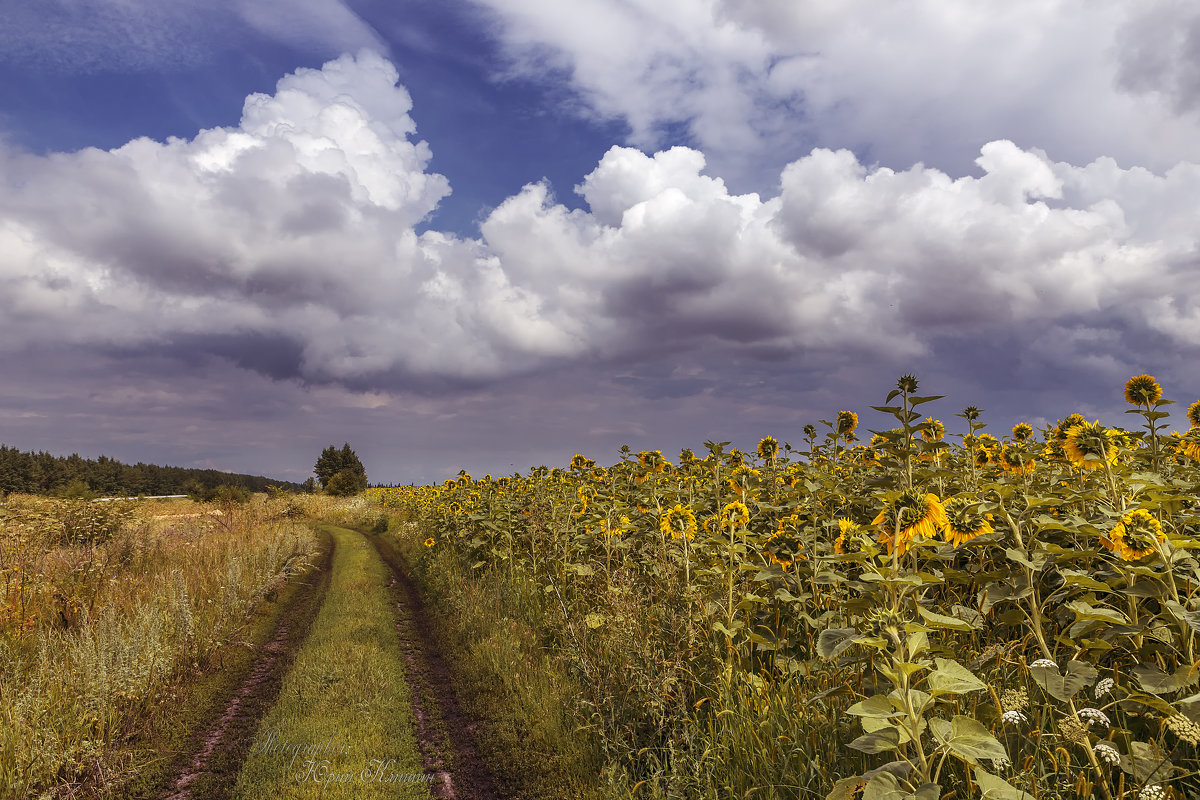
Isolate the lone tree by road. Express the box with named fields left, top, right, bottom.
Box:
left=314, top=443, right=367, bottom=496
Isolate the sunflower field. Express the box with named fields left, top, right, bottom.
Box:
left=371, top=375, right=1200, bottom=800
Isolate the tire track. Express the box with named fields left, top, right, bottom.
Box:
left=368, top=534, right=501, bottom=800
left=158, top=530, right=334, bottom=800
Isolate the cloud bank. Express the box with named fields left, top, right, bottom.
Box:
left=2, top=52, right=1198, bottom=400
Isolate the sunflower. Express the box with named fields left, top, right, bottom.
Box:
left=680, top=447, right=696, bottom=464
left=721, top=500, right=750, bottom=529
left=1124, top=374, right=1162, bottom=406
left=1106, top=509, right=1164, bottom=561
left=1062, top=420, right=1119, bottom=471
left=1011, top=423, right=1034, bottom=442
left=872, top=489, right=948, bottom=556
left=836, top=411, right=859, bottom=437
left=968, top=434, right=999, bottom=467
left=1178, top=428, right=1200, bottom=462
left=757, top=436, right=779, bottom=462
left=1188, top=401, right=1200, bottom=428
left=728, top=465, right=761, bottom=496
left=942, top=496, right=993, bottom=548
left=661, top=504, right=698, bottom=540
left=833, top=518, right=862, bottom=555
left=998, top=442, right=1035, bottom=475
left=765, top=514, right=806, bottom=568
left=569, top=453, right=594, bottom=470
left=920, top=418, right=945, bottom=442
left=424, top=537, right=435, bottom=548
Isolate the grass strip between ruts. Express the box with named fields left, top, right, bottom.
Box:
left=232, top=526, right=430, bottom=799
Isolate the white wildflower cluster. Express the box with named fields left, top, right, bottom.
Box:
left=1030, top=658, right=1057, bottom=669
left=1093, top=742, right=1120, bottom=765
left=1138, top=785, right=1165, bottom=800
left=1165, top=713, right=1200, bottom=744
left=1078, top=707, right=1111, bottom=727
left=1094, top=677, right=1115, bottom=698
left=1001, top=709, right=1028, bottom=725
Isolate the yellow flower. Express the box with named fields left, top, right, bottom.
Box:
left=1105, top=508, right=1164, bottom=561
left=942, top=496, right=993, bottom=548
left=1011, top=423, right=1034, bottom=441
left=998, top=442, right=1035, bottom=475
left=728, top=465, right=762, bottom=496
left=836, top=411, right=859, bottom=437
left=757, top=436, right=779, bottom=462
left=1124, top=374, right=1162, bottom=405
left=661, top=504, right=698, bottom=540
left=424, top=537, right=435, bottom=548
left=921, top=418, right=945, bottom=442
left=833, top=518, right=861, bottom=555
left=872, top=490, right=948, bottom=556
left=1178, top=428, right=1200, bottom=462
left=765, top=514, right=805, bottom=568
left=569, top=454, right=594, bottom=470
left=1062, top=420, right=1119, bottom=471
left=722, top=501, right=750, bottom=529
left=1188, top=401, right=1200, bottom=428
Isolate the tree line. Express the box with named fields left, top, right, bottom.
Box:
left=0, top=444, right=305, bottom=498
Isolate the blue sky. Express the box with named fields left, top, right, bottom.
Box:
left=2, top=0, right=1199, bottom=485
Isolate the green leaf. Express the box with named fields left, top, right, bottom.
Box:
left=1133, top=663, right=1200, bottom=695
left=827, top=777, right=870, bottom=800
left=943, top=715, right=1008, bottom=764
left=584, top=612, right=606, bottom=629
left=928, top=658, right=988, bottom=696
left=1031, top=660, right=1098, bottom=702
left=917, top=606, right=975, bottom=632
left=847, top=695, right=902, bottom=719
left=818, top=627, right=860, bottom=659
left=848, top=727, right=900, bottom=754
left=862, top=772, right=907, bottom=800
left=973, top=767, right=1035, bottom=800
left=1121, top=740, right=1176, bottom=782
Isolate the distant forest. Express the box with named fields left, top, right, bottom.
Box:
left=0, top=444, right=306, bottom=497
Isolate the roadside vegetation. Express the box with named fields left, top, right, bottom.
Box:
left=372, top=374, right=1200, bottom=800
left=0, top=493, right=321, bottom=799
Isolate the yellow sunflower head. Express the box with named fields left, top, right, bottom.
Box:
left=765, top=514, right=806, bottom=568
left=836, top=411, right=859, bottom=437
left=570, top=454, right=594, bottom=470
left=757, top=436, right=779, bottom=461
left=1011, top=423, right=1034, bottom=442
left=999, top=442, right=1035, bottom=475
left=660, top=504, right=698, bottom=540
left=1062, top=420, right=1119, bottom=471
left=1124, top=374, right=1163, bottom=406
left=920, top=417, right=945, bottom=442
left=871, top=489, right=948, bottom=556
left=1107, top=508, right=1164, bottom=561
left=1178, top=428, right=1200, bottom=463
left=942, top=496, right=993, bottom=548
left=680, top=447, right=696, bottom=463
left=1188, top=401, right=1200, bottom=428
left=424, top=537, right=435, bottom=548
left=1053, top=413, right=1087, bottom=442
left=833, top=518, right=862, bottom=555
left=721, top=500, right=750, bottom=529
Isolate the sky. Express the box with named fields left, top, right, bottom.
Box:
left=2, top=0, right=1200, bottom=485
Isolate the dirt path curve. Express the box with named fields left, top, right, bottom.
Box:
left=368, top=534, right=502, bottom=800
left=158, top=531, right=334, bottom=800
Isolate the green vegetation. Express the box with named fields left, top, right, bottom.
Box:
left=234, top=525, right=428, bottom=800
left=314, top=443, right=368, bottom=496
left=0, top=443, right=305, bottom=497
left=373, top=374, right=1200, bottom=799
left=0, top=494, right=319, bottom=799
